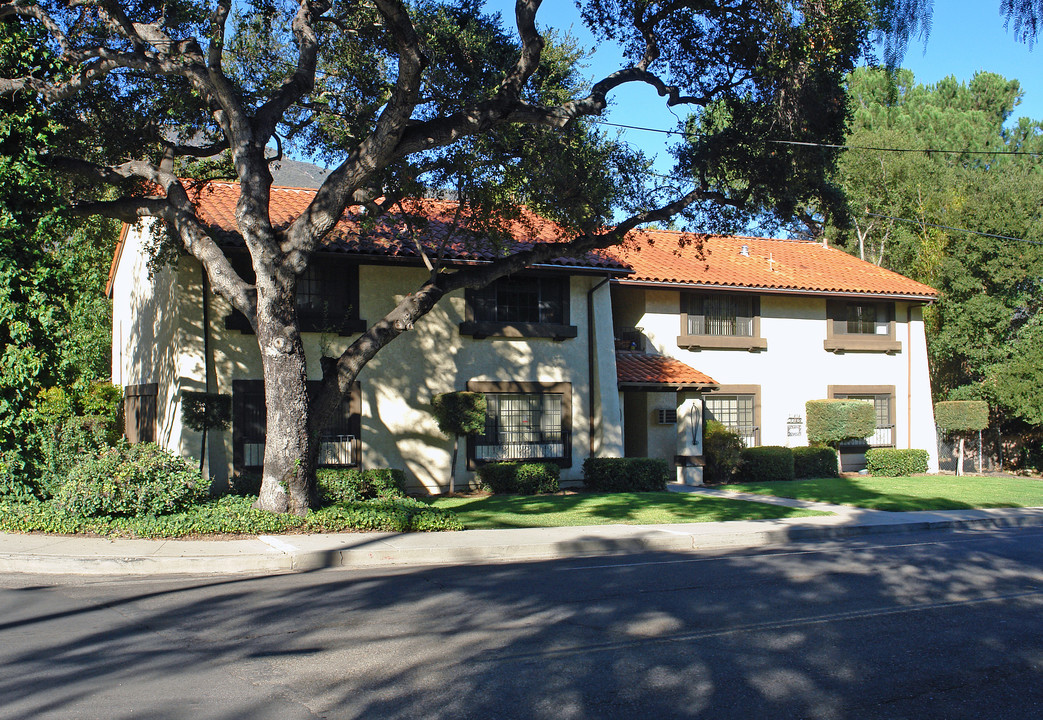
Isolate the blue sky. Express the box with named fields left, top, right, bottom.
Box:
left=486, top=1, right=1042, bottom=172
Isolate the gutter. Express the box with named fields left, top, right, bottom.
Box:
left=587, top=275, right=612, bottom=457
left=611, top=279, right=937, bottom=303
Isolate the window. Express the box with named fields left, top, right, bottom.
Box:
left=830, top=385, right=896, bottom=447
left=224, top=252, right=366, bottom=335
left=705, top=394, right=759, bottom=448
left=466, top=381, right=572, bottom=467
left=124, top=383, right=157, bottom=444
left=232, top=380, right=361, bottom=470
left=460, top=276, right=577, bottom=339
left=678, top=292, right=766, bottom=351
left=825, top=300, right=901, bottom=353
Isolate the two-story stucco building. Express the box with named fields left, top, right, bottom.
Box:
left=109, top=182, right=939, bottom=492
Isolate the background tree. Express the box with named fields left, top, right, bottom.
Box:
left=0, top=0, right=884, bottom=514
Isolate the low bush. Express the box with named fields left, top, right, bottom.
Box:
left=738, top=446, right=795, bottom=482
left=477, top=462, right=560, bottom=494
left=865, top=448, right=929, bottom=477
left=703, top=421, right=745, bottom=483
left=0, top=494, right=462, bottom=537
left=582, top=457, right=670, bottom=492
left=793, top=446, right=839, bottom=478
left=56, top=443, right=209, bottom=518
left=317, top=468, right=407, bottom=504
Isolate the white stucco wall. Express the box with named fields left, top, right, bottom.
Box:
left=614, top=285, right=939, bottom=469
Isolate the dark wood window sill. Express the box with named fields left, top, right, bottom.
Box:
left=459, top=321, right=578, bottom=340
left=824, top=337, right=902, bottom=354
left=677, top=335, right=767, bottom=352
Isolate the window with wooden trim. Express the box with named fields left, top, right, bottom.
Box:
left=466, top=381, right=572, bottom=467
left=678, top=292, right=766, bottom=350
left=824, top=300, right=902, bottom=353
left=705, top=395, right=758, bottom=447
left=459, top=276, right=577, bottom=339
left=232, top=380, right=361, bottom=470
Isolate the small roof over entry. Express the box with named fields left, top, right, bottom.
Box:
left=615, top=351, right=719, bottom=391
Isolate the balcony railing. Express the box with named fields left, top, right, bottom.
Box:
left=243, top=435, right=358, bottom=468
left=840, top=425, right=895, bottom=448
left=474, top=430, right=570, bottom=462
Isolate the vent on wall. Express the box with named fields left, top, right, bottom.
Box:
left=657, top=409, right=678, bottom=425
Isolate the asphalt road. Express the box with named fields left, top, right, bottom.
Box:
left=2, top=527, right=1042, bottom=720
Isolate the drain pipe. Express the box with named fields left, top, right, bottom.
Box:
left=588, top=275, right=612, bottom=457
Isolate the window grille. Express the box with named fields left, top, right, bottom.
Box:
left=687, top=294, right=754, bottom=337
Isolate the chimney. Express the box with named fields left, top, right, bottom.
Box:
left=739, top=244, right=749, bottom=257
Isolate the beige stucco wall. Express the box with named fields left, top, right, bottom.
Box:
left=141, top=253, right=622, bottom=493
left=613, top=285, right=939, bottom=470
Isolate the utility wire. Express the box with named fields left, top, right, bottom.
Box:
left=865, top=212, right=1043, bottom=246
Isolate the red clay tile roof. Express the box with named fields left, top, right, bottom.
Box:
left=185, top=181, right=629, bottom=273
left=608, top=230, right=938, bottom=299
left=616, top=351, right=718, bottom=388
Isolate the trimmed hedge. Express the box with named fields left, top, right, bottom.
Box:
left=317, top=468, right=407, bottom=504
left=477, top=462, right=560, bottom=495
left=865, top=448, right=929, bottom=477
left=793, top=446, right=839, bottom=478
left=582, top=457, right=670, bottom=492
left=738, top=446, right=795, bottom=482
left=934, top=400, right=989, bottom=432
left=703, top=420, right=744, bottom=484
left=56, top=443, right=208, bottom=518
left=806, top=399, right=876, bottom=446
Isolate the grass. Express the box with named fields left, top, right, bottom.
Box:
left=726, top=475, right=1043, bottom=512
left=421, top=491, right=830, bottom=529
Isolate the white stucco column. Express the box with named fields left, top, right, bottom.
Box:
left=676, top=392, right=704, bottom=485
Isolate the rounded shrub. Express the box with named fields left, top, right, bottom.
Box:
left=317, top=468, right=407, bottom=504
left=477, top=462, right=559, bottom=494
left=738, top=446, right=795, bottom=482
left=865, top=448, right=929, bottom=477
left=793, top=446, right=839, bottom=478
left=57, top=443, right=209, bottom=518
left=703, top=420, right=744, bottom=483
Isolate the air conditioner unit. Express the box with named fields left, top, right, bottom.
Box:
left=657, top=409, right=677, bottom=424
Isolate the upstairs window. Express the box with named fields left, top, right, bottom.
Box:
left=460, top=275, right=576, bottom=340
left=837, top=302, right=883, bottom=335
left=824, top=300, right=901, bottom=353
left=686, top=293, right=754, bottom=336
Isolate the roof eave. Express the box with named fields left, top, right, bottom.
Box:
left=611, top=278, right=937, bottom=302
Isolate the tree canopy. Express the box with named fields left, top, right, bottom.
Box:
left=0, top=0, right=893, bottom=513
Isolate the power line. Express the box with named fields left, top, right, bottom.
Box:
left=865, top=212, right=1043, bottom=246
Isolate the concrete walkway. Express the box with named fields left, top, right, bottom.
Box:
left=2, top=484, right=1042, bottom=576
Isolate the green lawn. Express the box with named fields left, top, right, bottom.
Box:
left=422, top=491, right=830, bottom=529
left=726, top=475, right=1043, bottom=511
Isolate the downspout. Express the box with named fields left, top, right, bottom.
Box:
left=200, top=264, right=213, bottom=474
left=907, top=304, right=913, bottom=448
left=588, top=276, right=612, bottom=457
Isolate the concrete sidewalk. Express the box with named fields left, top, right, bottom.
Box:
left=2, top=486, right=1043, bottom=576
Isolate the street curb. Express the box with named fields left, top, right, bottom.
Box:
left=3, top=509, right=1042, bottom=576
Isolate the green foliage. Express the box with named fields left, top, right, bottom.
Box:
left=582, top=457, right=670, bottom=492
left=738, top=446, right=795, bottom=482
left=864, top=448, right=929, bottom=477
left=180, top=392, right=232, bottom=432
left=56, top=443, right=209, bottom=518
left=703, top=420, right=745, bottom=484
left=793, top=446, right=839, bottom=479
left=430, top=392, right=486, bottom=437
left=477, top=462, right=560, bottom=495
left=934, top=400, right=990, bottom=433
left=806, top=400, right=876, bottom=447
left=316, top=468, right=407, bottom=504
left=0, top=494, right=462, bottom=537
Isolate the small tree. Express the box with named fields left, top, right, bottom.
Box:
left=806, top=400, right=876, bottom=472
left=181, top=392, right=233, bottom=475
left=934, top=400, right=989, bottom=476
left=430, top=392, right=486, bottom=494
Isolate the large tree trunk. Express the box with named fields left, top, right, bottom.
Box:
left=254, top=284, right=315, bottom=516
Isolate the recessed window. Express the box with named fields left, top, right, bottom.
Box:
left=467, top=381, right=572, bottom=467
left=824, top=300, right=901, bottom=353
left=705, top=394, right=758, bottom=447
left=687, top=294, right=754, bottom=337
left=833, top=392, right=895, bottom=447
left=460, top=276, right=576, bottom=339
